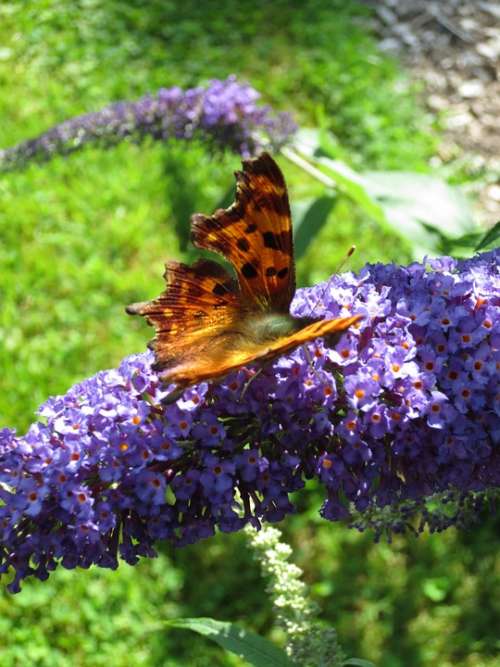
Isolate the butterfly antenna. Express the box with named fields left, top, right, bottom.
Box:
left=336, top=244, right=356, bottom=274
left=308, top=245, right=356, bottom=319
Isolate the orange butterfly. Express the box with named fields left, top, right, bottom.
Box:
left=126, top=153, right=360, bottom=394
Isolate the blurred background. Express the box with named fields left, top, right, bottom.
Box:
left=0, top=1, right=498, bottom=665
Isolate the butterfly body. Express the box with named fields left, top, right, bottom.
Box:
left=243, top=312, right=313, bottom=343
left=127, top=153, right=361, bottom=394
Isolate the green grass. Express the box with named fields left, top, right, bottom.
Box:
left=1, top=2, right=497, bottom=666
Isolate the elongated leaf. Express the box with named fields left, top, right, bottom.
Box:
left=442, top=230, right=482, bottom=251
left=312, top=157, right=388, bottom=226
left=343, top=658, right=376, bottom=667
left=288, top=137, right=390, bottom=227
left=292, top=195, right=337, bottom=260
left=166, top=618, right=296, bottom=667
left=475, top=221, right=500, bottom=251
left=288, top=137, right=478, bottom=257
left=362, top=171, right=475, bottom=256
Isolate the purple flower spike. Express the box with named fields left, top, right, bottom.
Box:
left=1, top=250, right=499, bottom=591
left=0, top=76, right=297, bottom=172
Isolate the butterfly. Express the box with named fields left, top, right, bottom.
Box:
left=126, top=153, right=361, bottom=395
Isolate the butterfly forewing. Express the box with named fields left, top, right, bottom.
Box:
left=191, top=153, right=295, bottom=313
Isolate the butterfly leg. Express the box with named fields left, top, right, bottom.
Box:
left=239, top=367, right=265, bottom=402
left=304, top=344, right=324, bottom=380
left=161, top=386, right=188, bottom=406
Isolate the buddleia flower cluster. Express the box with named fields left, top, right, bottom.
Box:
left=1, top=249, right=498, bottom=592
left=0, top=76, right=296, bottom=173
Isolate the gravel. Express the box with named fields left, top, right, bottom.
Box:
left=363, top=0, right=500, bottom=225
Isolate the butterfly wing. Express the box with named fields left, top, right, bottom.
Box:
left=126, top=258, right=243, bottom=373
left=191, top=153, right=295, bottom=314
left=161, top=314, right=362, bottom=389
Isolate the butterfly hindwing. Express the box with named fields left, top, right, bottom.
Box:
left=191, top=153, right=295, bottom=313
left=126, top=259, right=242, bottom=372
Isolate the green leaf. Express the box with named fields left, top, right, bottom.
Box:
left=362, top=171, right=476, bottom=256
left=475, top=221, right=500, bottom=251
left=165, top=618, right=296, bottom=667
left=441, top=230, right=483, bottom=250
left=289, top=139, right=479, bottom=258
left=310, top=156, right=388, bottom=226
left=343, top=659, right=376, bottom=667
left=292, top=195, right=337, bottom=260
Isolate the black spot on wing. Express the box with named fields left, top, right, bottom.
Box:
left=245, top=223, right=257, bottom=234
left=237, top=237, right=250, bottom=252
left=254, top=192, right=290, bottom=218
left=265, top=266, right=277, bottom=277
left=212, top=283, right=227, bottom=296
left=277, top=267, right=289, bottom=279
left=241, top=262, right=259, bottom=279
left=262, top=231, right=279, bottom=250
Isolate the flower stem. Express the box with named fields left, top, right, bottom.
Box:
left=280, top=144, right=337, bottom=190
